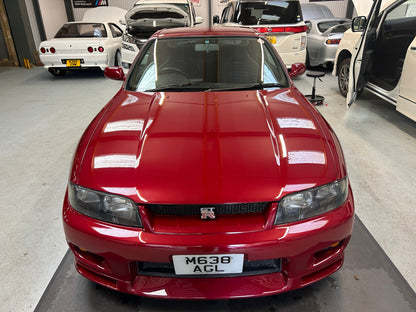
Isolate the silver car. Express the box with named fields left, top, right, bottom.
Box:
left=302, top=4, right=350, bottom=67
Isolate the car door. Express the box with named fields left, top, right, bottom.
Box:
left=348, top=0, right=415, bottom=107
left=396, top=36, right=416, bottom=121
left=347, top=0, right=384, bottom=106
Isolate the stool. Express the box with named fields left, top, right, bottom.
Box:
left=305, top=71, right=325, bottom=106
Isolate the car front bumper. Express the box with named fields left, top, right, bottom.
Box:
left=63, top=190, right=354, bottom=299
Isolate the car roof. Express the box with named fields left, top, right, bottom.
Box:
left=152, top=26, right=260, bottom=39
left=301, top=3, right=334, bottom=20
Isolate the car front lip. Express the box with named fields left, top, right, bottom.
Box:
left=63, top=187, right=354, bottom=299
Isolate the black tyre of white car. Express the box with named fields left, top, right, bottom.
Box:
left=48, top=68, right=66, bottom=76
left=338, top=58, right=350, bottom=97
left=115, top=50, right=122, bottom=67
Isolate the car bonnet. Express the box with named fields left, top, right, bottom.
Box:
left=74, top=89, right=344, bottom=204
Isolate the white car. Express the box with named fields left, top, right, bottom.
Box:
left=333, top=0, right=416, bottom=121
left=214, top=0, right=307, bottom=69
left=39, top=7, right=126, bottom=76
left=121, top=0, right=203, bottom=70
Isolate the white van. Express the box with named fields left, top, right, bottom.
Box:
left=121, top=0, right=203, bottom=69
left=215, top=0, right=307, bottom=68
left=333, top=0, right=416, bottom=121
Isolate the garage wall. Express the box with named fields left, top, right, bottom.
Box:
left=72, top=0, right=135, bottom=20
left=72, top=0, right=216, bottom=26
left=299, top=0, right=349, bottom=18
left=24, top=0, right=42, bottom=47
left=38, top=0, right=68, bottom=39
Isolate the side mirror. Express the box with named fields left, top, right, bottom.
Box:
left=289, top=63, right=306, bottom=78
left=352, top=16, right=366, bottom=32
left=195, top=16, right=204, bottom=25
left=104, top=66, right=125, bottom=81
left=213, top=15, right=219, bottom=24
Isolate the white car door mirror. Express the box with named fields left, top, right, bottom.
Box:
left=352, top=16, right=366, bottom=32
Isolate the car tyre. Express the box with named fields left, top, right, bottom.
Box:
left=115, top=50, right=122, bottom=67
left=48, top=68, right=66, bottom=76
left=337, top=58, right=350, bottom=97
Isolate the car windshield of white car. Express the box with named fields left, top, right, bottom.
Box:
left=125, top=36, right=289, bottom=92
left=54, top=23, right=107, bottom=38
left=235, top=1, right=303, bottom=25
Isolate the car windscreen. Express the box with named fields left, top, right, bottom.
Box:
left=235, top=1, right=303, bottom=25
left=54, top=23, right=107, bottom=38
left=318, top=21, right=350, bottom=33
left=126, top=36, right=289, bottom=92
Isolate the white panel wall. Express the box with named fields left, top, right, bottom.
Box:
left=24, top=0, right=41, bottom=47
left=210, top=0, right=227, bottom=21
left=38, top=0, right=68, bottom=39
left=73, top=0, right=136, bottom=20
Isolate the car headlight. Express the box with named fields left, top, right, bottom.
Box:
left=122, top=33, right=135, bottom=44
left=68, top=183, right=142, bottom=228
left=275, top=177, right=348, bottom=225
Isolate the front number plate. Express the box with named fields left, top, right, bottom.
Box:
left=66, top=59, right=80, bottom=67
left=172, top=254, right=244, bottom=275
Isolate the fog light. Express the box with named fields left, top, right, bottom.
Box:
left=330, top=241, right=340, bottom=248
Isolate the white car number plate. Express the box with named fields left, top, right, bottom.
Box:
left=172, top=254, right=244, bottom=275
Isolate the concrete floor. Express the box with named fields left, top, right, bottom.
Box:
left=0, top=66, right=415, bottom=312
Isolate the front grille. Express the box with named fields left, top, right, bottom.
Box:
left=138, top=259, right=281, bottom=278
left=146, top=202, right=270, bottom=216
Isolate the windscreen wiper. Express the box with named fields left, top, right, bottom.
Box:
left=145, top=82, right=201, bottom=92
left=206, top=82, right=286, bottom=92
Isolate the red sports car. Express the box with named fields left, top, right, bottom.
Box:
left=63, top=26, right=354, bottom=299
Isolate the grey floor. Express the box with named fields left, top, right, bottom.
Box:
left=1, top=66, right=415, bottom=312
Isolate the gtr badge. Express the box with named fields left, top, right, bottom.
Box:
left=200, top=207, right=215, bottom=220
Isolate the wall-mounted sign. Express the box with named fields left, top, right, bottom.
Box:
left=73, top=0, right=109, bottom=8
